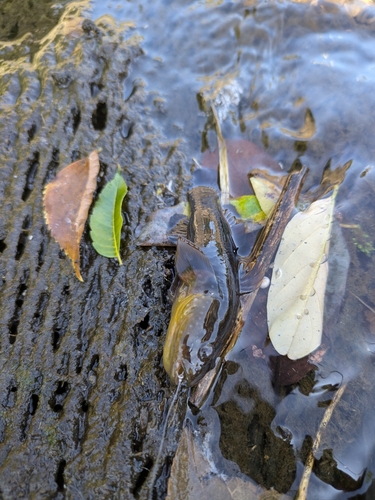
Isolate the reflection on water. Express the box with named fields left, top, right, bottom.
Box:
left=88, top=0, right=375, bottom=497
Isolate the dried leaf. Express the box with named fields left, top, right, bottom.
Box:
left=89, top=170, right=127, bottom=264
left=43, top=150, right=100, bottom=281
left=267, top=192, right=336, bottom=360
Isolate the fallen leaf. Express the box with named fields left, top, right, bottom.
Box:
left=43, top=150, right=100, bottom=281
left=89, top=170, right=127, bottom=264
left=230, top=195, right=266, bottom=222
left=250, top=175, right=282, bottom=215
left=267, top=191, right=336, bottom=360
left=201, top=139, right=282, bottom=197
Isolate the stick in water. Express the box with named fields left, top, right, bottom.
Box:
left=147, top=378, right=187, bottom=500
left=296, top=382, right=347, bottom=500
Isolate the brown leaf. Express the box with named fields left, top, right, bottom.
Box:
left=201, top=139, right=282, bottom=197
left=44, top=151, right=100, bottom=281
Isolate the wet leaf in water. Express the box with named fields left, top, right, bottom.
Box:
left=267, top=191, right=336, bottom=360
left=250, top=175, right=282, bottom=216
left=201, top=139, right=282, bottom=197
left=230, top=195, right=266, bottom=222
left=43, top=150, right=100, bottom=281
left=89, top=170, right=127, bottom=264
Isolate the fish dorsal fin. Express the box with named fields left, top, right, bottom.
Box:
left=175, top=237, right=216, bottom=285
left=222, top=207, right=237, bottom=228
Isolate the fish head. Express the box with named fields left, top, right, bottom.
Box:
left=163, top=291, right=221, bottom=387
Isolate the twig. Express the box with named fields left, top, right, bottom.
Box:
left=296, top=382, right=347, bottom=500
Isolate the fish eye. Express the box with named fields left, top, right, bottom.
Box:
left=198, top=345, right=213, bottom=361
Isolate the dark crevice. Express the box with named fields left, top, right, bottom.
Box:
left=27, top=123, right=37, bottom=142
left=52, top=310, right=69, bottom=351
left=4, top=385, right=17, bottom=408
left=22, top=151, right=40, bottom=201
left=49, top=381, right=70, bottom=413
left=15, top=215, right=31, bottom=261
left=114, top=364, right=128, bottom=382
left=142, top=277, right=153, bottom=298
left=138, top=313, right=150, bottom=331
left=29, top=394, right=39, bottom=416
left=92, top=101, right=107, bottom=130
left=36, top=226, right=47, bottom=272
left=81, top=400, right=89, bottom=413
left=55, top=459, right=66, bottom=491
left=89, top=354, right=99, bottom=372
left=0, top=239, right=6, bottom=253
left=43, top=148, right=59, bottom=185
left=132, top=457, right=154, bottom=498
left=72, top=107, right=81, bottom=134
left=9, top=271, right=29, bottom=343
left=90, top=82, right=104, bottom=97
left=31, top=292, right=49, bottom=333
left=71, top=150, right=81, bottom=162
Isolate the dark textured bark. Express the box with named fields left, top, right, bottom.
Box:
left=0, top=3, right=188, bottom=498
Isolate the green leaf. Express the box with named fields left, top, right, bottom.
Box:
left=90, top=171, right=128, bottom=264
left=230, top=195, right=266, bottom=222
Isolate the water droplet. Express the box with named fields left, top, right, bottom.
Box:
left=310, top=289, right=316, bottom=297
left=65, top=217, right=71, bottom=224
left=304, top=309, right=309, bottom=315
left=296, top=314, right=302, bottom=320
left=260, top=277, right=270, bottom=289
left=275, top=268, right=282, bottom=279
left=300, top=294, right=307, bottom=300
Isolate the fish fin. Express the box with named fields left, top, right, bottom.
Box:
left=238, top=258, right=262, bottom=294
left=175, top=237, right=216, bottom=283
left=222, top=207, right=237, bottom=228
left=168, top=216, right=189, bottom=245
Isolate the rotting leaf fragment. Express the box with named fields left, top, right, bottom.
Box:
left=43, top=150, right=100, bottom=281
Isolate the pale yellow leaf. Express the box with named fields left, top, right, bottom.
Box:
left=250, top=176, right=281, bottom=215
left=267, top=193, right=336, bottom=359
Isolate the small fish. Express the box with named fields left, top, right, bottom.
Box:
left=163, top=186, right=241, bottom=387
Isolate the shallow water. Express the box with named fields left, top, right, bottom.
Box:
left=86, top=0, right=375, bottom=498
left=2, top=0, right=364, bottom=496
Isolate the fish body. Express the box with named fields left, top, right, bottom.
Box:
left=163, top=186, right=241, bottom=387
